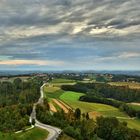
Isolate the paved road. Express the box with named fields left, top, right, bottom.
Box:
left=30, top=83, right=62, bottom=140
left=36, top=120, right=61, bottom=140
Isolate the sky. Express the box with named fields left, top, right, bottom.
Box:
left=0, top=0, right=140, bottom=71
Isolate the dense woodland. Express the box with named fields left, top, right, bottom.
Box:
left=112, top=75, right=140, bottom=82
left=0, top=104, right=32, bottom=132
left=0, top=77, right=43, bottom=132
left=0, top=77, right=43, bottom=106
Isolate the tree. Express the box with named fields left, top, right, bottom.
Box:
left=95, top=117, right=119, bottom=140
left=13, top=78, right=22, bottom=91
left=74, top=108, right=81, bottom=120
left=43, top=98, right=50, bottom=110
left=32, top=119, right=35, bottom=125
left=86, top=112, right=90, bottom=120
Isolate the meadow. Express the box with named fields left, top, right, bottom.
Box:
left=59, top=91, right=128, bottom=117
left=43, top=85, right=63, bottom=99
left=0, top=127, right=49, bottom=140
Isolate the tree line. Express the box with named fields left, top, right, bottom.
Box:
left=112, top=74, right=140, bottom=82
left=61, top=82, right=140, bottom=102
left=79, top=95, right=140, bottom=118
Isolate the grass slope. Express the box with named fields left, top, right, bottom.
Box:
left=43, top=85, right=63, bottom=99
left=59, top=91, right=128, bottom=117
left=0, top=127, right=49, bottom=140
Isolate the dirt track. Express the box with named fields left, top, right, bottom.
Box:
left=52, top=99, right=70, bottom=113
left=58, top=99, right=72, bottom=110
left=88, top=111, right=101, bottom=120
left=130, top=103, right=140, bottom=106
left=49, top=102, right=57, bottom=112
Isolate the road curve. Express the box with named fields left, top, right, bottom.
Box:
left=31, top=83, right=62, bottom=140
left=35, top=120, right=61, bottom=140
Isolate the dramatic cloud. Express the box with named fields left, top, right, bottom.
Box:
left=0, top=0, right=140, bottom=70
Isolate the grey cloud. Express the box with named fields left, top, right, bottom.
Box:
left=0, top=0, right=140, bottom=70
left=0, top=0, right=139, bottom=34
left=112, top=20, right=140, bottom=29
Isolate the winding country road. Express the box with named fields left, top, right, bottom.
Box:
left=30, top=83, right=62, bottom=140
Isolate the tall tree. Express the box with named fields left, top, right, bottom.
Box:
left=74, top=108, right=81, bottom=120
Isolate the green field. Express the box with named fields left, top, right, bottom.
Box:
left=59, top=91, right=128, bottom=117
left=43, top=85, right=64, bottom=99
left=0, top=127, right=49, bottom=140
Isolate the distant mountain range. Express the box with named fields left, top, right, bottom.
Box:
left=0, top=70, right=140, bottom=76
left=94, top=70, right=140, bottom=76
